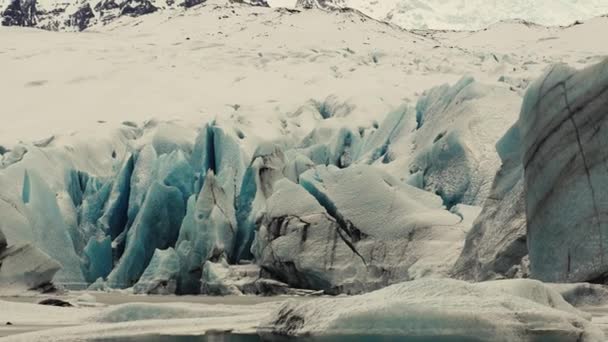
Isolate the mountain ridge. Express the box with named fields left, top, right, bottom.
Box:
left=3, top=0, right=608, bottom=32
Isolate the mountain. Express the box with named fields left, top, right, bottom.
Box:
left=3, top=0, right=608, bottom=31
left=0, top=0, right=267, bottom=31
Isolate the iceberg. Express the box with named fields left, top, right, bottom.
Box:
left=260, top=278, right=603, bottom=341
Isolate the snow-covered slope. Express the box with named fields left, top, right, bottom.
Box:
left=0, top=279, right=604, bottom=341
left=281, top=0, right=608, bottom=30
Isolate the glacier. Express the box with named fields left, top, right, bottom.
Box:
left=2, top=3, right=608, bottom=341
left=522, top=59, right=608, bottom=283
left=452, top=123, right=528, bottom=281
left=5, top=58, right=607, bottom=295
left=0, top=73, right=524, bottom=294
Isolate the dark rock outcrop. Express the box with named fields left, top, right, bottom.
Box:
left=1, top=0, right=37, bottom=26
left=295, top=0, right=344, bottom=10
left=69, top=3, right=95, bottom=31
left=120, top=0, right=158, bottom=16
left=38, top=298, right=73, bottom=307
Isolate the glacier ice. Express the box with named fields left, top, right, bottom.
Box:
left=233, top=143, right=286, bottom=263
left=0, top=73, right=529, bottom=294
left=190, top=123, right=246, bottom=192
left=133, top=248, right=180, bottom=295
left=82, top=234, right=113, bottom=283
left=127, top=145, right=157, bottom=228
left=78, top=176, right=113, bottom=234
left=521, top=59, right=608, bottom=283
left=200, top=260, right=299, bottom=296
left=21, top=170, right=85, bottom=283
left=150, top=122, right=194, bottom=157
left=254, top=165, right=473, bottom=293
left=175, top=170, right=237, bottom=294
left=107, top=181, right=185, bottom=288
left=548, top=282, right=608, bottom=307
left=452, top=123, right=528, bottom=281
left=260, top=278, right=603, bottom=341
left=409, top=76, right=520, bottom=207
left=0, top=243, right=61, bottom=291
left=98, top=154, right=134, bottom=244
left=283, top=151, right=315, bottom=183
left=356, top=106, right=412, bottom=165
left=155, top=149, right=194, bottom=204
left=200, top=259, right=246, bottom=295
left=453, top=58, right=608, bottom=284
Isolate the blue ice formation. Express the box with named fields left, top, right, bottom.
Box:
left=133, top=248, right=180, bottom=294
left=98, top=154, right=134, bottom=242
left=127, top=145, right=157, bottom=228
left=175, top=171, right=237, bottom=294
left=21, top=170, right=85, bottom=283
left=191, top=123, right=246, bottom=195
left=409, top=76, right=519, bottom=207
left=233, top=143, right=285, bottom=263
left=82, top=234, right=113, bottom=283
left=107, top=181, right=185, bottom=288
